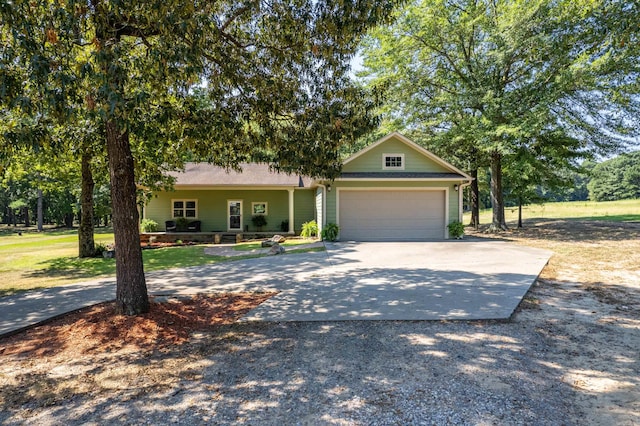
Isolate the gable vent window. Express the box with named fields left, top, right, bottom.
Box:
left=383, top=154, right=405, bottom=170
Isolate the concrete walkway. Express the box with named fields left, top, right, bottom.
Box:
left=0, top=241, right=551, bottom=336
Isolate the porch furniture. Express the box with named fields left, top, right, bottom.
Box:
left=187, top=220, right=201, bottom=232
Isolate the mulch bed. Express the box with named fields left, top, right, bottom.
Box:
left=140, top=241, right=200, bottom=249
left=0, top=293, right=276, bottom=359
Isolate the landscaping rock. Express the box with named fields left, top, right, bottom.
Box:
left=268, top=243, right=285, bottom=255
left=261, top=240, right=275, bottom=247
left=271, top=234, right=287, bottom=243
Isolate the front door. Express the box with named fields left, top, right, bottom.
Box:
left=228, top=200, right=242, bottom=231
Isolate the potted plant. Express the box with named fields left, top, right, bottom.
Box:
left=447, top=221, right=464, bottom=239
left=301, top=220, right=318, bottom=238
left=176, top=217, right=190, bottom=232
left=252, top=214, right=267, bottom=231
left=321, top=223, right=340, bottom=241
left=140, top=218, right=158, bottom=233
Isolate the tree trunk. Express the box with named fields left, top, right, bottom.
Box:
left=469, top=167, right=479, bottom=229
left=23, top=206, right=30, bottom=227
left=518, top=198, right=523, bottom=228
left=106, top=120, right=149, bottom=315
left=37, top=189, right=43, bottom=231
left=489, top=151, right=508, bottom=231
left=79, top=152, right=96, bottom=257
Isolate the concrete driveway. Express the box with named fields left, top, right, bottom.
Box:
left=242, top=241, right=552, bottom=322
left=0, top=241, right=551, bottom=336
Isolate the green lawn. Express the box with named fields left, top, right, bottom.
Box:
left=465, top=199, right=640, bottom=224
left=0, top=228, right=298, bottom=296
left=0, top=228, right=114, bottom=295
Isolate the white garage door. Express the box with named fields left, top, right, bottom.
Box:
left=338, top=190, right=446, bottom=241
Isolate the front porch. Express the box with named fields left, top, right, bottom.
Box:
left=141, top=231, right=294, bottom=244
left=144, top=186, right=317, bottom=236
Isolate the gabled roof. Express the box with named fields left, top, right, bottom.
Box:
left=342, top=132, right=472, bottom=180
left=166, top=134, right=470, bottom=188
left=169, top=163, right=313, bottom=188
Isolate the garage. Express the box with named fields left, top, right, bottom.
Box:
left=338, top=190, right=446, bottom=241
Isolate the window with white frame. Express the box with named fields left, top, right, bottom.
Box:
left=252, top=202, right=268, bottom=215
left=383, top=153, right=405, bottom=170
left=172, top=199, right=197, bottom=218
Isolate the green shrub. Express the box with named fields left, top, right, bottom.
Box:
left=140, top=218, right=158, bottom=232
left=321, top=223, right=339, bottom=241
left=447, top=221, right=464, bottom=239
left=280, top=219, right=289, bottom=232
left=251, top=215, right=267, bottom=230
left=176, top=217, right=190, bottom=231
left=93, top=242, right=108, bottom=258
left=300, top=220, right=318, bottom=238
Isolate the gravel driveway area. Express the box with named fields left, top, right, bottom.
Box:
left=3, top=276, right=638, bottom=425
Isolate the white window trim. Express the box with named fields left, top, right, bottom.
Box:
left=251, top=202, right=268, bottom=215
left=171, top=199, right=198, bottom=219
left=382, top=153, right=405, bottom=170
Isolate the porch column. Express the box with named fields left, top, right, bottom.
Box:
left=288, top=188, right=295, bottom=234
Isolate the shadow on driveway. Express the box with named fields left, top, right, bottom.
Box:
left=244, top=241, right=552, bottom=322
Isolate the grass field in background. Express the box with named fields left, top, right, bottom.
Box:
left=464, top=199, right=640, bottom=225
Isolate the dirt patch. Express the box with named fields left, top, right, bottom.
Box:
left=470, top=219, right=640, bottom=425
left=0, top=292, right=275, bottom=411
left=468, top=218, right=640, bottom=288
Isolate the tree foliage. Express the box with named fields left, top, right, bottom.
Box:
left=587, top=152, right=640, bottom=202
left=1, top=0, right=401, bottom=315
left=0, top=147, right=80, bottom=227
left=359, top=0, right=640, bottom=230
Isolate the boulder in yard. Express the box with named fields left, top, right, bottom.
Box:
left=268, top=243, right=285, bottom=255
left=271, top=234, right=286, bottom=243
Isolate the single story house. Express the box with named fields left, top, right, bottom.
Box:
left=143, top=132, right=473, bottom=241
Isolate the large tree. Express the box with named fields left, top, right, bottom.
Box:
left=1, top=1, right=399, bottom=314
left=360, top=0, right=640, bottom=230
left=587, top=151, right=640, bottom=201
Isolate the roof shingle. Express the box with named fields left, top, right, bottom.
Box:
left=170, top=163, right=313, bottom=187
